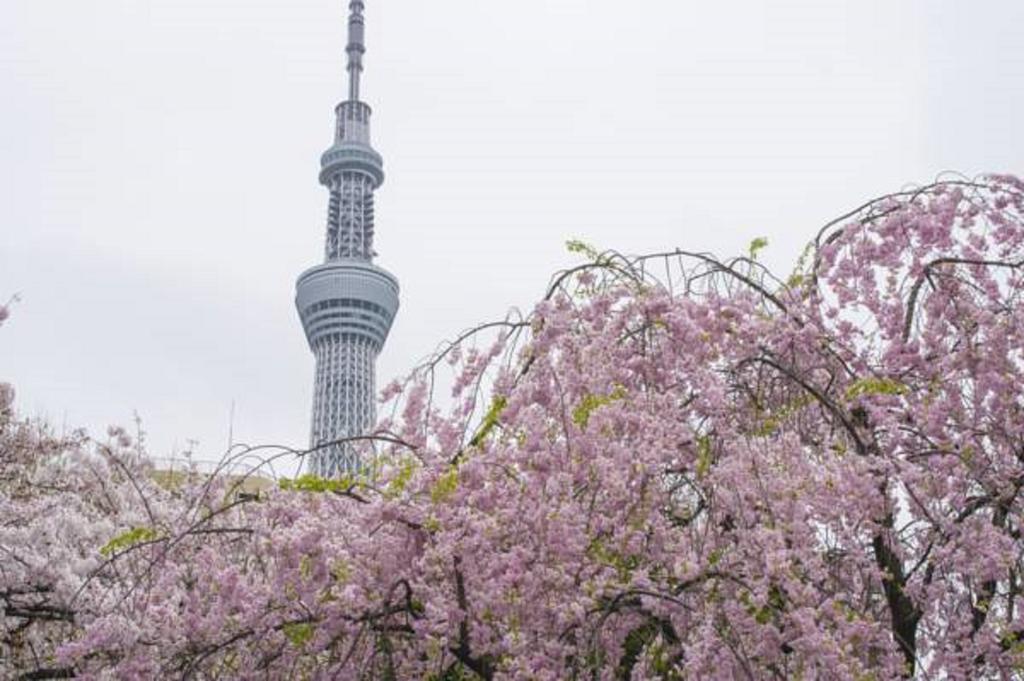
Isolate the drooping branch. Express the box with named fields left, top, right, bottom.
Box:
left=902, top=256, right=1024, bottom=343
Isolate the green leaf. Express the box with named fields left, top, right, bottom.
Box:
left=331, top=560, right=351, bottom=583
left=786, top=241, right=815, bottom=288
left=565, top=239, right=601, bottom=260
left=572, top=386, right=627, bottom=429
left=283, top=622, right=315, bottom=648
left=279, top=474, right=355, bottom=494
left=695, top=435, right=713, bottom=478
left=844, top=377, right=908, bottom=401
left=386, top=458, right=418, bottom=498
left=100, top=526, right=160, bottom=557
left=748, top=237, right=769, bottom=260
left=430, top=467, right=459, bottom=504
left=470, top=395, right=507, bottom=447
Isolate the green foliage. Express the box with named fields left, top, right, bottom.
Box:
left=279, top=474, right=356, bottom=494
left=754, top=394, right=813, bottom=436
left=1002, top=631, right=1024, bottom=666
left=739, top=586, right=785, bottom=626
left=844, top=377, right=908, bottom=401
left=748, top=236, right=769, bottom=260
left=283, top=622, right=315, bottom=648
left=430, top=467, right=459, bottom=504
left=753, top=606, right=773, bottom=625
left=833, top=600, right=859, bottom=623
left=695, top=435, right=713, bottom=478
left=786, top=241, right=815, bottom=289
left=572, top=386, right=627, bottom=429
left=470, top=395, right=507, bottom=447
left=588, top=538, right=641, bottom=583
left=386, top=457, right=418, bottom=498
left=100, top=526, right=160, bottom=557
left=614, top=618, right=682, bottom=680
left=330, top=560, right=351, bottom=584
left=618, top=620, right=660, bottom=679
left=566, top=239, right=602, bottom=260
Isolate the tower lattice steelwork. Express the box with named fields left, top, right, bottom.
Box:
left=295, top=0, right=399, bottom=477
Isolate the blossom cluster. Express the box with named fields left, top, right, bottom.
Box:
left=3, top=176, right=1024, bottom=679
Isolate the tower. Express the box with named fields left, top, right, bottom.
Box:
left=295, top=0, right=399, bottom=477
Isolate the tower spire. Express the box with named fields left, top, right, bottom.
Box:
left=295, top=0, right=399, bottom=478
left=346, top=0, right=366, bottom=102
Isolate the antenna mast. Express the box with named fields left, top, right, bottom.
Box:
left=346, top=1, right=366, bottom=101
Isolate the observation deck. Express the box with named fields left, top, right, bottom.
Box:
left=295, top=259, right=399, bottom=350
left=319, top=100, right=384, bottom=188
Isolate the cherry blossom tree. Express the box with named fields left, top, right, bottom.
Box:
left=3, top=175, right=1024, bottom=679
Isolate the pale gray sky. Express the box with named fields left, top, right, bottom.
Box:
left=1, top=0, right=1022, bottom=465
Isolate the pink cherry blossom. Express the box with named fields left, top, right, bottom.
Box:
left=3, top=176, right=1024, bottom=679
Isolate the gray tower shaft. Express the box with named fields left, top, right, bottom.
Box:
left=296, top=0, right=399, bottom=477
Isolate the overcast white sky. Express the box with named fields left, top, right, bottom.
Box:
left=1, top=0, right=1022, bottom=467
